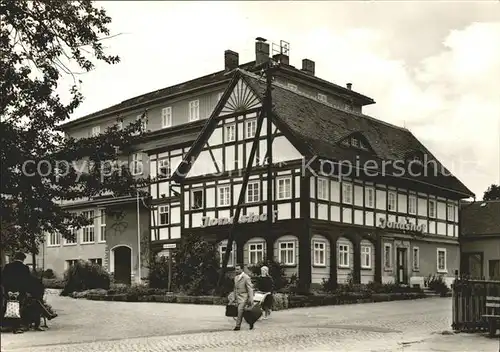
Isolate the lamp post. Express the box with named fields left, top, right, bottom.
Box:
left=136, top=191, right=142, bottom=284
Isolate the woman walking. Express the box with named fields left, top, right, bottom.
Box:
left=255, top=266, right=274, bottom=320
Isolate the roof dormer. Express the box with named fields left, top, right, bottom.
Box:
left=339, top=132, right=374, bottom=153
left=405, top=150, right=425, bottom=165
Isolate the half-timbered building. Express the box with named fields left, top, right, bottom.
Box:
left=168, top=67, right=474, bottom=290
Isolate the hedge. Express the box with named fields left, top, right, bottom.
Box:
left=78, top=291, right=426, bottom=311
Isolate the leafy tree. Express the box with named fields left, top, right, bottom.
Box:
left=172, top=233, right=220, bottom=295
left=483, top=184, right=500, bottom=201
left=0, top=0, right=149, bottom=262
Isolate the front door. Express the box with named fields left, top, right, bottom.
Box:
left=114, top=246, right=132, bottom=285
left=396, top=248, right=408, bottom=285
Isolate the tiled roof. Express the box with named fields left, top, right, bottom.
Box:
left=461, top=200, right=500, bottom=236
left=60, top=62, right=257, bottom=129
left=241, top=70, right=472, bottom=196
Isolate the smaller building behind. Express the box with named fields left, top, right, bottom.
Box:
left=461, top=200, right=500, bottom=280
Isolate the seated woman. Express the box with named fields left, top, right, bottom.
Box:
left=22, top=274, right=57, bottom=331
left=255, top=266, right=274, bottom=320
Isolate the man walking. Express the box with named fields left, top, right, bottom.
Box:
left=233, top=264, right=254, bottom=331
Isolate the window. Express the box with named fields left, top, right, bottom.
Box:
left=437, top=248, right=447, bottom=272
left=317, top=93, right=327, bottom=102
left=82, top=210, right=95, bottom=243
left=365, top=187, right=374, bottom=208
left=245, top=119, right=257, bottom=139
left=279, top=242, right=295, bottom=265
left=338, top=244, right=349, bottom=267
left=64, top=228, right=77, bottom=245
left=158, top=205, right=170, bottom=225
left=313, top=241, right=326, bottom=266
left=91, top=126, right=100, bottom=137
left=89, top=258, right=102, bottom=266
left=218, top=185, right=231, bottom=206
left=408, top=195, right=417, bottom=215
left=99, top=209, right=106, bottom=242
left=384, top=243, right=392, bottom=269
left=131, top=153, right=143, bottom=175
left=158, top=159, right=170, bottom=178
left=317, top=178, right=328, bottom=200
left=219, top=243, right=235, bottom=267
left=388, top=192, right=396, bottom=211
left=161, top=107, right=172, bottom=128
left=429, top=199, right=436, bottom=218
left=66, top=260, right=78, bottom=269
left=361, top=246, right=371, bottom=269
left=191, top=189, right=203, bottom=209
left=48, top=232, right=61, bottom=246
left=489, top=260, right=500, bottom=280
left=412, top=247, right=420, bottom=271
left=351, top=137, right=359, bottom=148
left=248, top=242, right=265, bottom=265
left=447, top=203, right=454, bottom=221
left=287, top=83, right=297, bottom=91
left=189, top=100, right=200, bottom=121
left=276, top=177, right=292, bottom=200
left=224, top=124, right=236, bottom=142
left=247, top=181, right=260, bottom=203
left=342, top=183, right=352, bottom=204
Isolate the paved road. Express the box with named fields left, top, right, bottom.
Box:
left=1, top=293, right=498, bottom=351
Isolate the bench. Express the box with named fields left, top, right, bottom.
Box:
left=483, top=296, right=500, bottom=336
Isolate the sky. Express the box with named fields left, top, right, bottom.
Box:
left=59, top=1, right=500, bottom=200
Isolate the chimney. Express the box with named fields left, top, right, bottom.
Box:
left=346, top=83, right=352, bottom=90
left=224, top=50, right=239, bottom=71
left=301, top=59, right=315, bottom=75
left=273, top=53, right=289, bottom=65
left=255, top=37, right=270, bottom=67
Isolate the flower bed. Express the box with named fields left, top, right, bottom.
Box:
left=76, top=288, right=426, bottom=311
left=288, top=292, right=427, bottom=308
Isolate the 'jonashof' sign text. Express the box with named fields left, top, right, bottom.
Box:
left=201, top=210, right=278, bottom=227
left=377, top=218, right=426, bottom=233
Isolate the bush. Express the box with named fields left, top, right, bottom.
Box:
left=248, top=259, right=289, bottom=291
left=42, top=278, right=66, bottom=289
left=61, top=260, right=110, bottom=296
left=42, top=269, right=56, bottom=279
left=148, top=256, right=172, bottom=289
left=172, top=233, right=219, bottom=296
left=426, top=274, right=450, bottom=296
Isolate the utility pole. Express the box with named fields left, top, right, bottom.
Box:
left=265, top=62, right=274, bottom=261
left=217, top=60, right=276, bottom=291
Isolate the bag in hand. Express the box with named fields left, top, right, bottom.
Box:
left=243, top=302, right=262, bottom=325
left=225, top=303, right=238, bottom=317
left=4, top=292, right=21, bottom=319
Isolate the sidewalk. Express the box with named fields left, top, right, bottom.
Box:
left=399, top=332, right=499, bottom=352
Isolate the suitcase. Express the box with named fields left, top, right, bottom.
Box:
left=225, top=303, right=238, bottom=317
left=243, top=302, right=262, bottom=325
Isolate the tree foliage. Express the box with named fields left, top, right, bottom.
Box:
left=0, top=0, right=148, bottom=254
left=172, top=233, right=220, bottom=295
left=483, top=184, right=500, bottom=201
